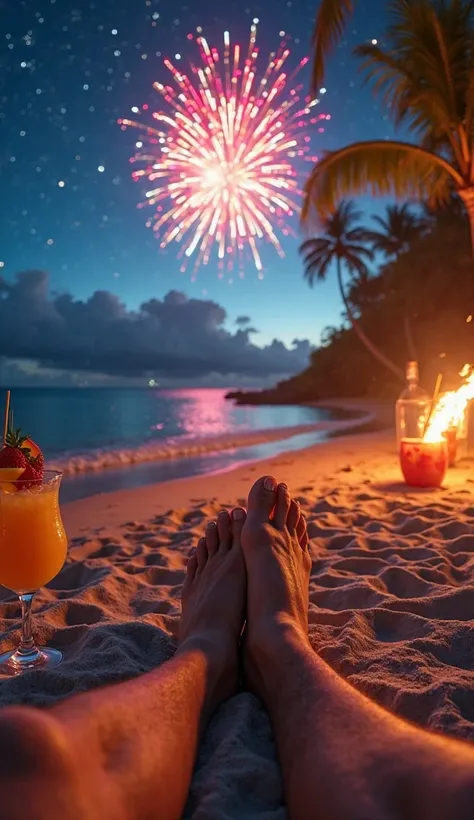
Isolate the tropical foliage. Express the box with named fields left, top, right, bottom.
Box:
left=305, top=0, right=474, bottom=252
left=300, top=201, right=404, bottom=377
left=294, top=206, right=473, bottom=399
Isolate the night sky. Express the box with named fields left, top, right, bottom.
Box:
left=0, top=0, right=395, bottom=386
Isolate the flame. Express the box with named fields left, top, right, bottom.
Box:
left=424, top=364, right=474, bottom=442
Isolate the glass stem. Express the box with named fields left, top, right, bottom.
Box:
left=18, top=593, right=37, bottom=656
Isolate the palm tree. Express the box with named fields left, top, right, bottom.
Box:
left=368, top=203, right=430, bottom=359
left=304, top=0, right=474, bottom=254
left=311, top=0, right=355, bottom=92
left=300, top=200, right=404, bottom=378
left=368, top=204, right=430, bottom=258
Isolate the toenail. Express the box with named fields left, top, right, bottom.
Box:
left=264, top=476, right=277, bottom=491
left=280, top=482, right=288, bottom=490
left=206, top=521, right=217, bottom=529
left=218, top=510, right=228, bottom=517
left=232, top=508, right=245, bottom=520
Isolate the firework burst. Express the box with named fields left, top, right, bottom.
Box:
left=119, top=24, right=328, bottom=277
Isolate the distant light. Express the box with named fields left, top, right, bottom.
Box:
left=0, top=262, right=4, bottom=268
left=113, top=271, right=120, bottom=278
left=466, top=315, right=472, bottom=323
left=114, top=49, right=121, bottom=56
left=20, top=130, right=26, bottom=136
left=371, top=38, right=378, bottom=45
left=320, top=87, right=327, bottom=94
left=253, top=17, right=259, bottom=23
left=131, top=105, right=139, bottom=113
left=111, top=28, right=118, bottom=35
left=175, top=53, right=181, bottom=59
left=279, top=30, right=286, bottom=36
left=148, top=378, right=156, bottom=387
left=83, top=83, right=89, bottom=90
left=439, top=352, right=446, bottom=358
left=58, top=180, right=65, bottom=187
left=136, top=141, right=143, bottom=148
left=98, top=165, right=105, bottom=172
left=20, top=61, right=27, bottom=68
left=46, top=238, right=54, bottom=245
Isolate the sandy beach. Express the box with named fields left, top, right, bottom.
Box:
left=1, top=409, right=474, bottom=818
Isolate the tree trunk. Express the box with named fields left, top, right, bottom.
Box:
left=458, top=187, right=474, bottom=255
left=336, top=259, right=404, bottom=381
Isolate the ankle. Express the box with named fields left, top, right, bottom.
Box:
left=247, top=618, right=311, bottom=676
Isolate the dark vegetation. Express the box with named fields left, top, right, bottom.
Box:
left=228, top=205, right=474, bottom=404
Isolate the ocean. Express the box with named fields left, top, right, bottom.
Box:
left=2, top=388, right=368, bottom=501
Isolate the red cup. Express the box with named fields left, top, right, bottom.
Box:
left=400, top=438, right=448, bottom=487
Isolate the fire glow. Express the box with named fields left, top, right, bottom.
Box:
left=400, top=365, right=473, bottom=488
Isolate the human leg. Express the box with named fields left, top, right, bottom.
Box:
left=0, top=508, right=247, bottom=820
left=242, top=477, right=474, bottom=820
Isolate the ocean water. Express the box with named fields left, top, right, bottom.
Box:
left=6, top=387, right=330, bottom=455
left=1, top=388, right=370, bottom=500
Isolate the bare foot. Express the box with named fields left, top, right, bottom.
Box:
left=178, top=506, right=247, bottom=714
left=241, top=476, right=311, bottom=701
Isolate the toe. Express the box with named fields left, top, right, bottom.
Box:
left=274, top=483, right=291, bottom=530
left=246, top=475, right=278, bottom=523
left=196, top=536, right=209, bottom=571
left=231, top=507, right=246, bottom=546
left=205, top=520, right=219, bottom=555
left=187, top=549, right=198, bottom=581
left=296, top=515, right=308, bottom=551
left=217, top=510, right=232, bottom=551
left=287, top=499, right=300, bottom=532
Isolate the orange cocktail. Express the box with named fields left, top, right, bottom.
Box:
left=0, top=470, right=67, bottom=674
left=0, top=478, right=67, bottom=593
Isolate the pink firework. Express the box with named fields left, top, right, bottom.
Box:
left=119, top=24, right=328, bottom=277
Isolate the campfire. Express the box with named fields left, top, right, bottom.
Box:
left=399, top=365, right=473, bottom=488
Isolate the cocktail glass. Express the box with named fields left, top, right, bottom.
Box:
left=0, top=470, right=67, bottom=674
left=399, top=438, right=448, bottom=488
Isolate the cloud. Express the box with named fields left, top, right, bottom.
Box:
left=0, top=271, right=312, bottom=382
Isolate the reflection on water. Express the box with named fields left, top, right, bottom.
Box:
left=9, top=387, right=330, bottom=455
left=160, top=389, right=231, bottom=437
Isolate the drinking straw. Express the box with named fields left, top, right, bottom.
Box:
left=423, top=373, right=443, bottom=437
left=2, top=390, right=10, bottom=446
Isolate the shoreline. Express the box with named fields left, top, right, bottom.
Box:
left=58, top=401, right=386, bottom=504
left=52, top=401, right=375, bottom=477
left=62, top=426, right=394, bottom=537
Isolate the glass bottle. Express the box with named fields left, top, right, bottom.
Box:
left=395, top=361, right=431, bottom=449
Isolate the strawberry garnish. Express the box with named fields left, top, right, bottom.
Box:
left=0, top=445, right=27, bottom=471
left=0, top=428, right=44, bottom=489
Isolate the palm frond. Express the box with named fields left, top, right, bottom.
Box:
left=302, top=140, right=462, bottom=226
left=354, top=0, right=474, bottom=169
left=311, top=0, right=354, bottom=92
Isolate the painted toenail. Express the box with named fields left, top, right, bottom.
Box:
left=280, top=482, right=288, bottom=490
left=218, top=510, right=228, bottom=517
left=207, top=521, right=217, bottom=529
left=232, top=508, right=245, bottom=520
left=264, top=477, right=277, bottom=491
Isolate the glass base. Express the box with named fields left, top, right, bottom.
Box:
left=0, top=646, right=63, bottom=676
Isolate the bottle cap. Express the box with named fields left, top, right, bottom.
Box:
left=406, top=361, right=419, bottom=382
